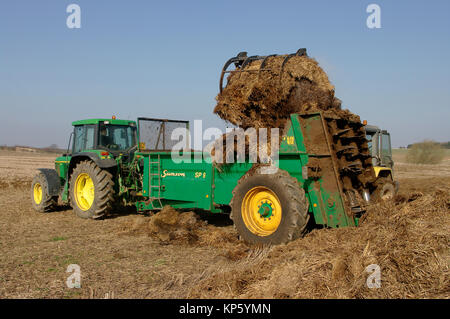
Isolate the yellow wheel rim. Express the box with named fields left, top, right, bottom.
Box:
left=241, top=186, right=282, bottom=236
left=74, top=173, right=95, bottom=211
left=33, top=183, right=43, bottom=205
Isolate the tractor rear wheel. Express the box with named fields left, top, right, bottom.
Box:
left=69, top=160, right=114, bottom=219
left=230, top=168, right=308, bottom=245
left=31, top=172, right=58, bottom=212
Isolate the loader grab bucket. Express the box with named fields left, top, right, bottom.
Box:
left=219, top=48, right=308, bottom=93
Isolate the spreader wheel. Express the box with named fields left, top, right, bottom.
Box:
left=230, top=169, right=308, bottom=245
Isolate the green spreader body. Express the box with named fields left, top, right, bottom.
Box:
left=134, top=113, right=357, bottom=228
left=46, top=113, right=360, bottom=230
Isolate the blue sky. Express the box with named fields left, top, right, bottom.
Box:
left=0, top=0, right=449, bottom=148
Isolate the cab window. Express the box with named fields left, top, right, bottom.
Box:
left=73, top=125, right=96, bottom=153
left=381, top=133, right=392, bottom=158
left=98, top=123, right=137, bottom=151
left=366, top=133, right=373, bottom=154
left=85, top=126, right=95, bottom=150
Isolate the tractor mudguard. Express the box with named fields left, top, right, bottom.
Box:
left=374, top=167, right=393, bottom=179
left=71, top=153, right=117, bottom=169
left=37, top=168, right=62, bottom=197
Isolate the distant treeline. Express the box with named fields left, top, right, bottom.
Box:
left=0, top=145, right=64, bottom=154
left=407, top=141, right=450, bottom=149
left=406, top=140, right=447, bottom=164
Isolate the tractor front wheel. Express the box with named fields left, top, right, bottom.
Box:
left=230, top=169, right=308, bottom=245
left=69, top=160, right=114, bottom=219
left=373, top=177, right=396, bottom=201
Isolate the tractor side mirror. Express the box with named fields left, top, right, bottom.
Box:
left=66, top=132, right=73, bottom=156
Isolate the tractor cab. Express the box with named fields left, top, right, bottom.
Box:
left=71, top=118, right=138, bottom=156
left=365, top=125, right=394, bottom=170
left=364, top=124, right=398, bottom=199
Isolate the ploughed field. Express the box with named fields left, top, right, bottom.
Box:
left=0, top=150, right=448, bottom=298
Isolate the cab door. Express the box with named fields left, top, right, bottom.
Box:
left=73, top=125, right=97, bottom=153
left=380, top=132, right=393, bottom=169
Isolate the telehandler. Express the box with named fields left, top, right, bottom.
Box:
left=364, top=124, right=398, bottom=200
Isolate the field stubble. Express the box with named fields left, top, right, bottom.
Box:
left=0, top=150, right=448, bottom=298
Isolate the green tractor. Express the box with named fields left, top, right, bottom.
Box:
left=32, top=113, right=379, bottom=245
left=31, top=118, right=139, bottom=219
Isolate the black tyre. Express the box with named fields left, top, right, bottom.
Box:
left=373, top=177, right=396, bottom=201
left=230, top=168, right=308, bottom=245
left=31, top=172, right=58, bottom=212
left=69, top=160, right=114, bottom=219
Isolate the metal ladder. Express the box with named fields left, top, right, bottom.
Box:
left=149, top=154, right=163, bottom=209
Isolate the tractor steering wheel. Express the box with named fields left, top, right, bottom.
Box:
left=106, top=144, right=119, bottom=150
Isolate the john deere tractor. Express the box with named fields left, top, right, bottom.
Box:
left=364, top=124, right=399, bottom=200
left=31, top=118, right=139, bottom=219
